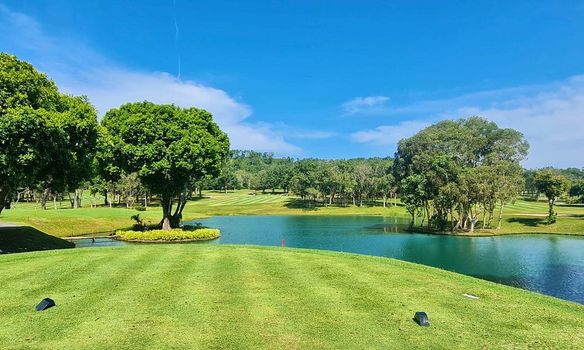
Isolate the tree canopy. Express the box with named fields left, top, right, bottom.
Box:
left=0, top=53, right=98, bottom=212
left=394, top=117, right=528, bottom=232
left=100, top=102, right=229, bottom=228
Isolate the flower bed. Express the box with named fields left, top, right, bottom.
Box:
left=116, top=228, right=220, bottom=242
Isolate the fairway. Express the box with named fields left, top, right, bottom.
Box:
left=202, top=192, right=289, bottom=207
left=0, top=245, right=582, bottom=350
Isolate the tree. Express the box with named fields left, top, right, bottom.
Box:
left=534, top=170, right=568, bottom=224
left=0, top=108, right=67, bottom=213
left=290, top=159, right=321, bottom=206
left=215, top=160, right=239, bottom=193
left=393, top=116, right=528, bottom=232
left=569, top=180, right=584, bottom=203
left=0, top=53, right=98, bottom=213
left=400, top=175, right=426, bottom=227
left=101, top=102, right=229, bottom=229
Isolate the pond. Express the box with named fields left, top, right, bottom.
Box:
left=72, top=215, right=584, bottom=304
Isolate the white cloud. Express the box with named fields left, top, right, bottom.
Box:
left=351, top=120, right=431, bottom=146
left=454, top=76, right=584, bottom=168
left=288, top=130, right=337, bottom=139
left=0, top=4, right=301, bottom=154
left=341, top=96, right=390, bottom=115
left=351, top=76, right=584, bottom=168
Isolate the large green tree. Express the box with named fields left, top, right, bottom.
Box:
left=101, top=102, right=229, bottom=229
left=393, top=117, right=528, bottom=232
left=0, top=53, right=98, bottom=213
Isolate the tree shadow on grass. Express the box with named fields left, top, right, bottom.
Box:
left=507, top=217, right=547, bottom=227
left=283, top=199, right=318, bottom=211
left=0, top=225, right=74, bottom=254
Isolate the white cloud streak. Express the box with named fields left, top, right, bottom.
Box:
left=351, top=120, right=431, bottom=146
left=341, top=95, right=390, bottom=115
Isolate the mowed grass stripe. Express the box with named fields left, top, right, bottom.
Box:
left=0, top=247, right=152, bottom=349
left=72, top=247, right=196, bottom=349
left=47, top=247, right=163, bottom=349
left=201, top=247, right=266, bottom=349
left=166, top=247, right=224, bottom=348
left=1, top=245, right=583, bottom=349
left=274, top=249, right=382, bottom=348
left=208, top=196, right=286, bottom=207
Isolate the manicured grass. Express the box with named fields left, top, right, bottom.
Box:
left=116, top=228, right=220, bottom=241
left=1, top=190, right=583, bottom=237
left=0, top=245, right=581, bottom=349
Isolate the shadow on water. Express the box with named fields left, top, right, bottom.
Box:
left=0, top=226, right=74, bottom=254
left=468, top=273, right=528, bottom=289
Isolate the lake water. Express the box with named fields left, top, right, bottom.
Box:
left=72, top=215, right=584, bottom=304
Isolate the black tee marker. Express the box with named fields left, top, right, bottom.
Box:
left=36, top=298, right=56, bottom=311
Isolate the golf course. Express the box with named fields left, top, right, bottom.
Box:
left=1, top=191, right=584, bottom=349
left=2, top=5, right=584, bottom=348
left=1, top=245, right=583, bottom=349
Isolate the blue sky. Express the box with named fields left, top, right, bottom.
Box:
left=1, top=1, right=584, bottom=167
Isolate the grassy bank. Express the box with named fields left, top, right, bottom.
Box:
left=0, top=245, right=582, bottom=349
left=0, top=190, right=582, bottom=237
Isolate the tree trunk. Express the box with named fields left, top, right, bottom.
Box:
left=383, top=194, right=387, bottom=208
left=0, top=188, right=8, bottom=215
left=160, top=196, right=173, bottom=230
left=497, top=201, right=504, bottom=229
left=425, top=201, right=431, bottom=229
left=76, top=189, right=82, bottom=208
left=41, top=188, right=50, bottom=210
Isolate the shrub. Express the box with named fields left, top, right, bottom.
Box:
left=116, top=228, right=220, bottom=241
left=130, top=214, right=146, bottom=231
left=134, top=205, right=146, bottom=212
left=183, top=222, right=205, bottom=231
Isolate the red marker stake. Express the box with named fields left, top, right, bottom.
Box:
left=281, top=239, right=285, bottom=249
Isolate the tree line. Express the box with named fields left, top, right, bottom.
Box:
left=206, top=153, right=398, bottom=208
left=2, top=53, right=582, bottom=232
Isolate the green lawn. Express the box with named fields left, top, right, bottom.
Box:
left=0, top=244, right=582, bottom=349
left=1, top=190, right=583, bottom=237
